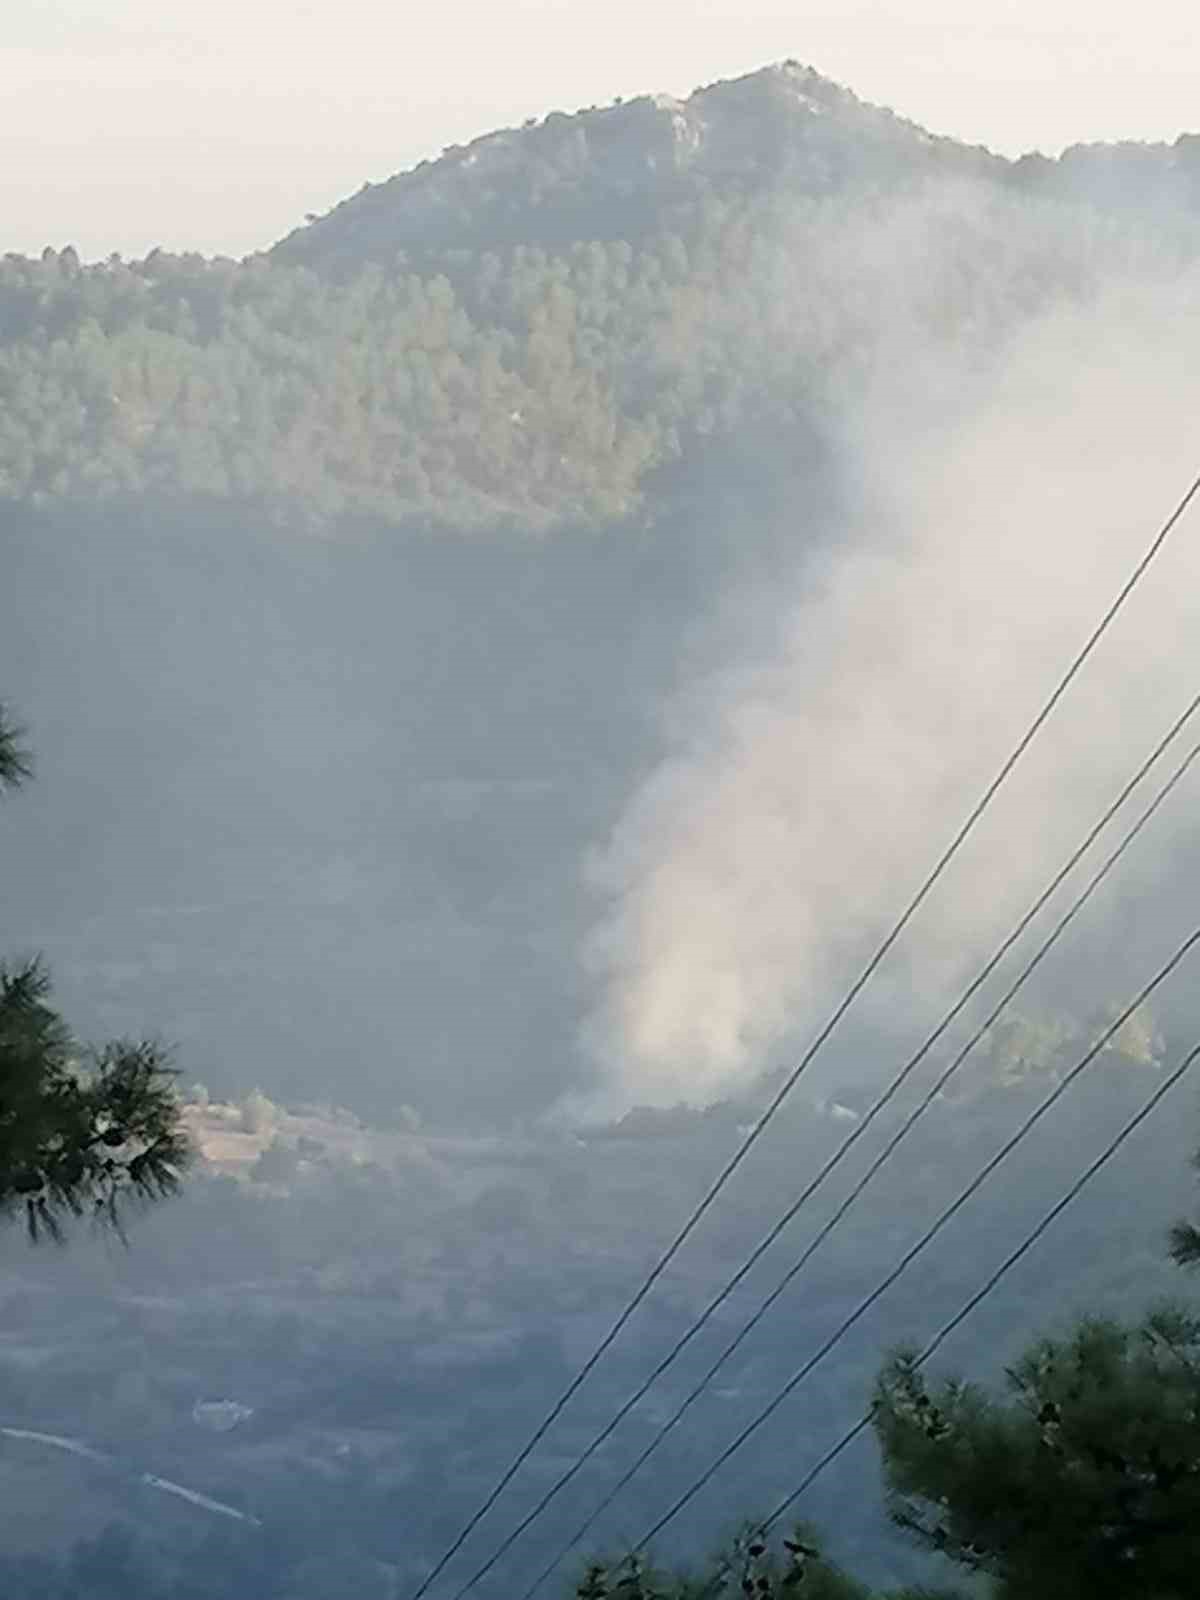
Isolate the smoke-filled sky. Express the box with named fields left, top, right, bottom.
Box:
left=582, top=206, right=1200, bottom=1113
left=6, top=43, right=1200, bottom=1127
left=4, top=0, right=1199, bottom=260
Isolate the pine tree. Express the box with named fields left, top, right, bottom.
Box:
left=872, top=1308, right=1200, bottom=1600
left=1168, top=1147, right=1200, bottom=1267
left=0, top=700, right=191, bottom=1241
left=572, top=1524, right=957, bottom=1600
left=0, top=700, right=32, bottom=790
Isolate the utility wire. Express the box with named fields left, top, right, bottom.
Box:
left=624, top=923, right=1200, bottom=1555
left=761, top=1030, right=1200, bottom=1536
left=409, top=469, right=1200, bottom=1600
left=504, top=727, right=1200, bottom=1600
left=689, top=1029, right=1200, bottom=1600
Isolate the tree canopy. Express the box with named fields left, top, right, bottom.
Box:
left=0, top=701, right=191, bottom=1240
left=4, top=68, right=1199, bottom=538
left=872, top=1308, right=1200, bottom=1599
left=0, top=699, right=31, bottom=790
left=571, top=1525, right=960, bottom=1600
left=1168, top=1150, right=1200, bottom=1268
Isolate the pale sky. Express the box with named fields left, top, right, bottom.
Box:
left=4, top=0, right=1199, bottom=261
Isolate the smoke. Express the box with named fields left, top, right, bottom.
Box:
left=582, top=198, right=1200, bottom=1113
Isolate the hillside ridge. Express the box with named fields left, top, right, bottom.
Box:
left=268, top=60, right=1001, bottom=268
left=268, top=58, right=1200, bottom=272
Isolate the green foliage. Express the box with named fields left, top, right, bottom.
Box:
left=1168, top=1139, right=1200, bottom=1268
left=0, top=699, right=32, bottom=789
left=3, top=90, right=1196, bottom=538
left=0, top=702, right=191, bottom=1241
left=0, top=958, right=192, bottom=1240
left=1168, top=1216, right=1200, bottom=1268
left=271, top=64, right=1200, bottom=278
left=0, top=245, right=670, bottom=531
left=873, top=1309, right=1200, bottom=1599
left=572, top=1525, right=960, bottom=1600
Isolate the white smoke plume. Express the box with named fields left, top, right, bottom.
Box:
left=583, top=203, right=1200, bottom=1113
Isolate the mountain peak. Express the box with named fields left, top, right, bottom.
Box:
left=269, top=61, right=987, bottom=271
left=266, top=61, right=1200, bottom=275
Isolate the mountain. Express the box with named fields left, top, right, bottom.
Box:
left=269, top=62, right=1002, bottom=270
left=7, top=55, right=1200, bottom=1600
left=2, top=63, right=1198, bottom=535
left=5, top=60, right=1200, bottom=1128
left=269, top=62, right=1200, bottom=274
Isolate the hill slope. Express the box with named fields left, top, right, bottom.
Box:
left=269, top=61, right=1200, bottom=273
left=5, top=60, right=1200, bottom=1600
left=2, top=62, right=1198, bottom=533
left=270, top=62, right=1001, bottom=269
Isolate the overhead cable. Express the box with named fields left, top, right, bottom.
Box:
left=505, top=722, right=1200, bottom=1600
left=625, top=924, right=1200, bottom=1555
left=410, top=468, right=1200, bottom=1600
left=760, top=1031, right=1200, bottom=1537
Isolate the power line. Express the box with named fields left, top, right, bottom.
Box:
left=478, top=704, right=1200, bottom=1592
left=518, top=748, right=1200, bottom=1600
left=715, top=1046, right=1192, bottom=1578
left=408, top=468, right=1200, bottom=1600
left=504, top=724, right=1200, bottom=1600
left=625, top=924, right=1200, bottom=1555
left=761, top=1031, right=1200, bottom=1537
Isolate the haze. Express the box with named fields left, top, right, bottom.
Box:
left=5, top=7, right=1200, bottom=1593
left=4, top=0, right=1198, bottom=261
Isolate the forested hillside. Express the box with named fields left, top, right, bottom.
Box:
left=4, top=62, right=1200, bottom=533
left=7, top=60, right=1200, bottom=1121
left=6, top=56, right=1200, bottom=1600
